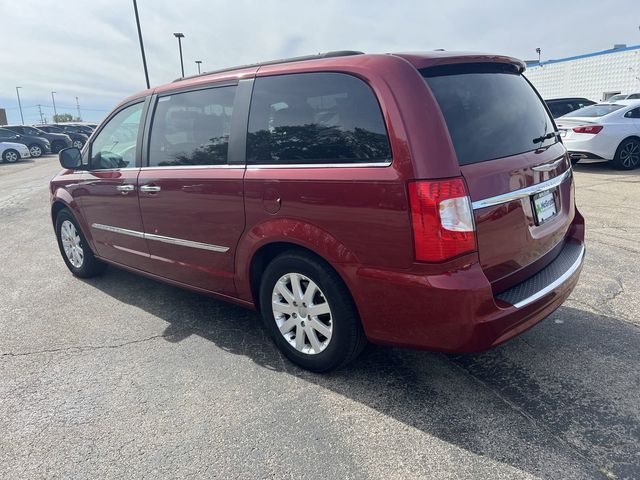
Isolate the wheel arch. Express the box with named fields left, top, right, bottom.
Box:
left=236, top=219, right=361, bottom=310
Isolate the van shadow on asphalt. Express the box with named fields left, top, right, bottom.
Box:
left=83, top=267, right=639, bottom=479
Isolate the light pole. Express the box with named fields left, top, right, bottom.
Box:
left=132, top=0, right=150, bottom=89
left=195, top=60, right=202, bottom=74
left=173, top=32, right=185, bottom=78
left=15, top=87, right=24, bottom=125
left=51, top=91, right=58, bottom=119
left=75, top=96, right=82, bottom=120
left=536, top=47, right=541, bottom=64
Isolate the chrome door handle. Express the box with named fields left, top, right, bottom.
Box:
left=140, top=184, right=161, bottom=193
left=116, top=184, right=135, bottom=194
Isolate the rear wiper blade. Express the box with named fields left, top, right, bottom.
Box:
left=532, top=132, right=558, bottom=144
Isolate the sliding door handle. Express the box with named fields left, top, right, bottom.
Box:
left=116, top=184, right=135, bottom=194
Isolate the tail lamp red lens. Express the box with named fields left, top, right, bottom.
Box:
left=572, top=125, right=603, bottom=134
left=408, top=178, right=476, bottom=262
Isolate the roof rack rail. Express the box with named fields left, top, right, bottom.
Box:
left=172, top=50, right=364, bottom=82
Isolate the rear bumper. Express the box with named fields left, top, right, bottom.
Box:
left=351, top=210, right=585, bottom=352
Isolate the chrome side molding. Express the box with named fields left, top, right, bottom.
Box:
left=91, top=223, right=229, bottom=253
left=472, top=168, right=572, bottom=210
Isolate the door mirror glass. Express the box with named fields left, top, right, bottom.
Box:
left=59, top=147, right=83, bottom=169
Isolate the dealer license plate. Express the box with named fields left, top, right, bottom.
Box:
left=532, top=190, right=557, bottom=225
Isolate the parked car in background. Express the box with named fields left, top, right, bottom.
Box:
left=545, top=97, right=595, bottom=118
left=38, top=125, right=88, bottom=149
left=54, top=123, right=93, bottom=138
left=0, top=127, right=51, bottom=157
left=557, top=99, right=640, bottom=169
left=0, top=141, right=31, bottom=163
left=605, top=93, right=640, bottom=102
left=62, top=123, right=94, bottom=136
left=50, top=50, right=584, bottom=372
left=3, top=125, right=72, bottom=154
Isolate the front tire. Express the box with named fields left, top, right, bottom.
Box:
left=28, top=144, right=43, bottom=158
left=72, top=140, right=84, bottom=149
left=2, top=149, right=20, bottom=163
left=612, top=138, right=640, bottom=170
left=55, top=208, right=107, bottom=278
left=259, top=252, right=367, bottom=372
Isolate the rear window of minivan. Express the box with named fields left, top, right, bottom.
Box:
left=247, top=72, right=391, bottom=165
left=422, top=63, right=556, bottom=166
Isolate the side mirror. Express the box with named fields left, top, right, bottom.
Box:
left=59, top=147, right=83, bottom=170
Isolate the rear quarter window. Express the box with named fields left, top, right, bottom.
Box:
left=247, top=72, right=391, bottom=165
left=422, top=63, right=556, bottom=166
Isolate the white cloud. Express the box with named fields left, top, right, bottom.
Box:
left=1, top=0, right=639, bottom=123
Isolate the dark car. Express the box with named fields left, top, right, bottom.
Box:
left=0, top=127, right=51, bottom=157
left=545, top=97, right=596, bottom=118
left=66, top=124, right=95, bottom=136
left=38, top=125, right=88, bottom=149
left=50, top=50, right=584, bottom=372
left=4, top=125, right=72, bottom=154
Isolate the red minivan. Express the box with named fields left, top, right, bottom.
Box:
left=51, top=50, right=585, bottom=372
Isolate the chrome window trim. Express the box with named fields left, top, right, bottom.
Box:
left=140, top=164, right=245, bottom=170
left=512, top=244, right=585, bottom=308
left=246, top=161, right=392, bottom=169
left=472, top=168, right=572, bottom=210
left=91, top=223, right=229, bottom=253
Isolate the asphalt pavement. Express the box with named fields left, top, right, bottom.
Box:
left=0, top=156, right=638, bottom=479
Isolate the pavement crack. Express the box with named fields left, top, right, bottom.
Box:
left=0, top=334, right=167, bottom=358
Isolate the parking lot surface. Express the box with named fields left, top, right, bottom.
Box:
left=1, top=156, right=638, bottom=479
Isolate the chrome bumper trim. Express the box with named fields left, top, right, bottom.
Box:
left=91, top=223, right=229, bottom=253
left=472, top=168, right=572, bottom=210
left=512, top=244, right=584, bottom=309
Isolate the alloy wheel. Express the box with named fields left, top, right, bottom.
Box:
left=29, top=145, right=42, bottom=157
left=271, top=272, right=333, bottom=355
left=60, top=220, right=84, bottom=268
left=72, top=140, right=84, bottom=149
left=4, top=151, right=19, bottom=163
left=620, top=141, right=640, bottom=169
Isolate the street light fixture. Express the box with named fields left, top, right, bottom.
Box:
left=195, top=60, right=202, bottom=74
left=51, top=91, right=58, bottom=118
left=15, top=87, right=24, bottom=125
left=173, top=32, right=185, bottom=78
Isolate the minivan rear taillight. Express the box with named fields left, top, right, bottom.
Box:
left=408, top=178, right=476, bottom=262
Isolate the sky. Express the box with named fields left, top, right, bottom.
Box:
left=1, top=0, right=639, bottom=124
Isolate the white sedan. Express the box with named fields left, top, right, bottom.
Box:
left=557, top=99, right=640, bottom=170
left=0, top=141, right=31, bottom=163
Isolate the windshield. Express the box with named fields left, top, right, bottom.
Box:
left=606, top=95, right=626, bottom=102
left=564, top=104, right=624, bottom=118
left=422, top=63, right=556, bottom=166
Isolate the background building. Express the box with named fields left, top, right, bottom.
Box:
left=525, top=44, right=640, bottom=101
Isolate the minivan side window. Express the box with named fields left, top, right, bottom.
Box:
left=148, top=86, right=236, bottom=167
left=90, top=102, right=144, bottom=170
left=247, top=73, right=391, bottom=165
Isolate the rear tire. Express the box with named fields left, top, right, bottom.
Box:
left=28, top=144, right=43, bottom=158
left=611, top=138, right=640, bottom=170
left=259, top=252, right=367, bottom=372
left=2, top=149, right=20, bottom=163
left=51, top=141, right=65, bottom=154
left=55, top=208, right=107, bottom=278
